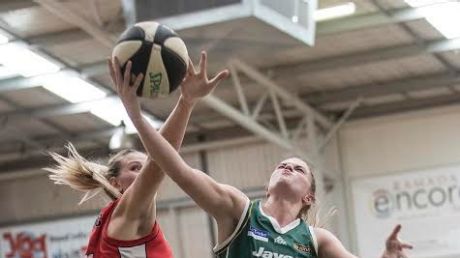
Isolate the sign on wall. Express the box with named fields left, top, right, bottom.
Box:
left=0, top=215, right=96, bottom=258
left=351, top=164, right=460, bottom=258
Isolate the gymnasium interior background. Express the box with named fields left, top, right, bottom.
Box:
left=0, top=0, right=459, bottom=257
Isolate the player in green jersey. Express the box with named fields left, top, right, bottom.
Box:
left=112, top=52, right=413, bottom=258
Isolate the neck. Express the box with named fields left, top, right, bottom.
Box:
left=262, top=195, right=302, bottom=227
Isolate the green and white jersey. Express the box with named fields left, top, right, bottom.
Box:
left=214, top=199, right=318, bottom=258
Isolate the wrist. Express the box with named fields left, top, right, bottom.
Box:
left=126, top=108, right=143, bottom=122
left=179, top=95, right=197, bottom=108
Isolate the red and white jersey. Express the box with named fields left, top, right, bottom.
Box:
left=85, top=199, right=173, bottom=258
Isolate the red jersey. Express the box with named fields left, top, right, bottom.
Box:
left=85, top=199, right=173, bottom=258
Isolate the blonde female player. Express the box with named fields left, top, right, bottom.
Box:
left=46, top=52, right=229, bottom=258
left=112, top=54, right=413, bottom=258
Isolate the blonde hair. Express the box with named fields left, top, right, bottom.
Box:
left=45, top=143, right=136, bottom=204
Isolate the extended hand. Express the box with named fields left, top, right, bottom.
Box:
left=383, top=225, right=413, bottom=258
left=108, top=57, right=144, bottom=119
left=180, top=51, right=229, bottom=105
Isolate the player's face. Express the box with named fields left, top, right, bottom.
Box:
left=116, top=152, right=147, bottom=192
left=268, top=157, right=312, bottom=199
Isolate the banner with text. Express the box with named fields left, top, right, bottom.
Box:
left=0, top=215, right=96, bottom=258
left=351, top=164, right=460, bottom=258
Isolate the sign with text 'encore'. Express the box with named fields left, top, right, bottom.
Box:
left=351, top=164, right=460, bottom=258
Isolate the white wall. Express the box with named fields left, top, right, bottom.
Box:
left=338, top=104, right=460, bottom=256
left=340, top=105, right=460, bottom=177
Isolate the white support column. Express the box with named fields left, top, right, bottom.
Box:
left=306, top=113, right=325, bottom=204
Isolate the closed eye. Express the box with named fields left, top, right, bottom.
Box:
left=295, top=166, right=306, bottom=174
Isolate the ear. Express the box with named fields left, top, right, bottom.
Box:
left=302, top=193, right=314, bottom=206
left=109, top=176, right=121, bottom=191
left=265, top=184, right=269, bottom=198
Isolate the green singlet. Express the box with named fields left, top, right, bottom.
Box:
left=214, top=199, right=318, bottom=258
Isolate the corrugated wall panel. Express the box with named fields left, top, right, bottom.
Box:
left=157, top=152, right=200, bottom=200
left=207, top=141, right=290, bottom=190
left=0, top=171, right=104, bottom=224
left=157, top=207, right=213, bottom=258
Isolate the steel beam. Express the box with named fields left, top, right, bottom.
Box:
left=304, top=73, right=460, bottom=105
left=230, top=59, right=333, bottom=129
left=0, top=0, right=37, bottom=13
left=268, top=38, right=460, bottom=77
left=317, top=6, right=424, bottom=35
left=350, top=93, right=460, bottom=119
left=73, top=37, right=460, bottom=89
left=35, top=0, right=116, bottom=48
left=19, top=6, right=425, bottom=52
left=319, top=98, right=361, bottom=151
left=28, top=29, right=89, bottom=46
left=0, top=96, right=119, bottom=122
left=202, top=94, right=299, bottom=152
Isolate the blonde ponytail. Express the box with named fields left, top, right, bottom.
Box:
left=302, top=203, right=337, bottom=228
left=45, top=143, right=121, bottom=204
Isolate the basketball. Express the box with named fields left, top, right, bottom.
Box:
left=112, top=21, right=189, bottom=98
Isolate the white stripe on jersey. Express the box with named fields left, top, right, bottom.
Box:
left=118, top=244, right=147, bottom=258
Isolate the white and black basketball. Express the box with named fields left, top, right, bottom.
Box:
left=112, top=22, right=189, bottom=98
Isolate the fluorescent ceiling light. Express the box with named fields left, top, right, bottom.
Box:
left=43, top=74, right=106, bottom=103
left=406, top=0, right=460, bottom=39
left=0, top=33, right=8, bottom=44
left=90, top=98, right=163, bottom=131
left=405, top=0, right=449, bottom=7
left=315, top=2, right=356, bottom=22
left=89, top=98, right=125, bottom=126
left=0, top=43, right=60, bottom=77
left=125, top=114, right=163, bottom=134
left=0, top=66, right=17, bottom=79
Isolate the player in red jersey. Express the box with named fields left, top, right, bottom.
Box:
left=46, top=52, right=228, bottom=258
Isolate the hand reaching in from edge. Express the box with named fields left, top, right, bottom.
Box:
left=383, top=225, right=413, bottom=258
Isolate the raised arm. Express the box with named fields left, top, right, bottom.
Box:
left=106, top=53, right=224, bottom=230
left=113, top=53, right=248, bottom=223
left=315, top=225, right=412, bottom=258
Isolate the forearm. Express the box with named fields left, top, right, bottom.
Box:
left=158, top=95, right=194, bottom=151
left=131, top=113, right=246, bottom=218
left=130, top=112, right=190, bottom=177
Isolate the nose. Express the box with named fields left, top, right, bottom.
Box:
left=285, top=163, right=294, bottom=171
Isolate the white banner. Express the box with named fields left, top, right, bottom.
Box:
left=0, top=215, right=96, bottom=258
left=351, top=164, right=460, bottom=258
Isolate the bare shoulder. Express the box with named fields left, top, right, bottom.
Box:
left=218, top=184, right=250, bottom=220
left=313, top=227, right=339, bottom=251
left=313, top=227, right=337, bottom=242
left=312, top=228, right=357, bottom=258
